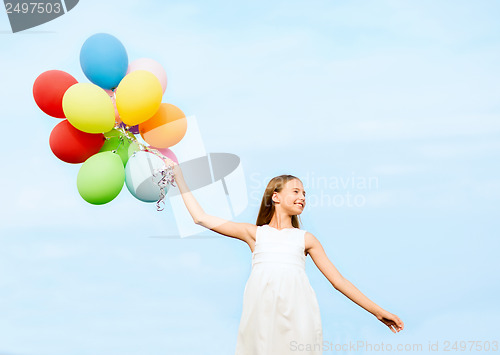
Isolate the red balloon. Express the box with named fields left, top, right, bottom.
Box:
left=33, top=70, right=78, bottom=118
left=49, top=120, right=106, bottom=163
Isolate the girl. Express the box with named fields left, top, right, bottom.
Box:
left=163, top=159, right=404, bottom=354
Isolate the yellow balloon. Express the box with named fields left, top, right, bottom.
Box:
left=115, top=70, right=163, bottom=127
left=62, top=83, right=115, bottom=133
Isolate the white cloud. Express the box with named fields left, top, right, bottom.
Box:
left=414, top=139, right=500, bottom=159
left=371, top=164, right=429, bottom=175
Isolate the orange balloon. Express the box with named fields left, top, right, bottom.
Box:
left=139, top=103, right=187, bottom=148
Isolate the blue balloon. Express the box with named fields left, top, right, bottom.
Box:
left=80, top=33, right=128, bottom=90
left=125, top=151, right=169, bottom=203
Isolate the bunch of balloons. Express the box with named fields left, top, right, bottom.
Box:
left=33, top=33, right=188, bottom=209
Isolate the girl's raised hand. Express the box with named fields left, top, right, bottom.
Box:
left=161, top=156, right=182, bottom=184
left=162, top=156, right=178, bottom=169
left=376, top=310, right=404, bottom=333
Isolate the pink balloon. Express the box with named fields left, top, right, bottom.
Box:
left=153, top=147, right=178, bottom=164
left=103, top=89, right=120, bottom=122
left=110, top=95, right=121, bottom=122
left=126, top=58, right=167, bottom=94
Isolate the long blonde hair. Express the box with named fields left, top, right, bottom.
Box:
left=255, top=174, right=303, bottom=228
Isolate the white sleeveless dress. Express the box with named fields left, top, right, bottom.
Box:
left=235, top=224, right=323, bottom=354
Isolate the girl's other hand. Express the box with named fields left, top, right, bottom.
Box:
left=376, top=310, right=404, bottom=333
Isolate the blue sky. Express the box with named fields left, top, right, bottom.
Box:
left=1, top=0, right=499, bottom=354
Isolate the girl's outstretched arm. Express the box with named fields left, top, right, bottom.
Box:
left=305, top=232, right=404, bottom=333
left=164, top=158, right=257, bottom=248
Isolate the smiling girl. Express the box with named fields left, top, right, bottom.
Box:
left=163, top=159, right=404, bottom=355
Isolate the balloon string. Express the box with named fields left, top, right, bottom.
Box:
left=112, top=136, right=124, bottom=153
left=152, top=165, right=175, bottom=211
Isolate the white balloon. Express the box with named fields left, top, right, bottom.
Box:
left=125, top=150, right=168, bottom=202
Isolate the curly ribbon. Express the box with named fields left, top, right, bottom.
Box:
left=151, top=164, right=177, bottom=211
left=113, top=123, right=177, bottom=211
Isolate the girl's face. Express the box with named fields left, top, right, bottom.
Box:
left=273, top=179, right=306, bottom=215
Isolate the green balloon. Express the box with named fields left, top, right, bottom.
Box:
left=99, top=129, right=132, bottom=166
left=77, top=152, right=125, bottom=205
left=127, top=141, right=140, bottom=159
